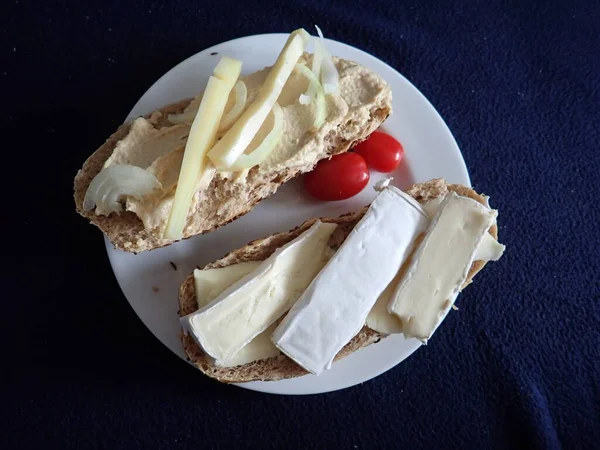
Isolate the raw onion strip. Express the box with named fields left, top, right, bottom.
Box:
left=168, top=111, right=195, bottom=125
left=167, top=96, right=201, bottom=125
left=299, top=39, right=324, bottom=105
left=315, top=25, right=339, bottom=95
left=219, top=81, right=248, bottom=131
left=294, top=63, right=327, bottom=131
left=84, top=165, right=161, bottom=215
left=312, top=38, right=324, bottom=82
left=228, top=103, right=284, bottom=170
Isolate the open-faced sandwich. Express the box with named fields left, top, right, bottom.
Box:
left=73, top=27, right=506, bottom=384
left=74, top=28, right=392, bottom=252
left=178, top=179, right=505, bottom=382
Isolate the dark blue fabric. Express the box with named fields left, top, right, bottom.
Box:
left=3, top=0, right=599, bottom=448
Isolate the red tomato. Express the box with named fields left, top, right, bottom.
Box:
left=353, top=131, right=404, bottom=173
left=304, top=153, right=370, bottom=201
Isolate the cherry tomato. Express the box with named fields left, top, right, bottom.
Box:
left=304, top=153, right=370, bottom=201
left=353, top=131, right=404, bottom=173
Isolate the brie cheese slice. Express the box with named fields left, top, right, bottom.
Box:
left=181, top=220, right=336, bottom=364
left=193, top=262, right=281, bottom=367
left=367, top=194, right=505, bottom=335
left=388, top=192, right=498, bottom=342
left=272, top=186, right=429, bottom=375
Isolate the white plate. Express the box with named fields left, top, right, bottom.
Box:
left=105, top=33, right=470, bottom=395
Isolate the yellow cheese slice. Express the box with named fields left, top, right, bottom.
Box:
left=163, top=57, right=242, bottom=240
left=213, top=56, right=243, bottom=85
left=207, top=29, right=310, bottom=169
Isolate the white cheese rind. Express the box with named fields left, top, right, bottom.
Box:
left=271, top=186, right=429, bottom=375
left=388, top=192, right=498, bottom=342
left=180, top=220, right=337, bottom=364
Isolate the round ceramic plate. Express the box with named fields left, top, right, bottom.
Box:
left=105, top=33, right=470, bottom=395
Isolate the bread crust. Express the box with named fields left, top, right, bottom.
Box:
left=178, top=179, right=500, bottom=383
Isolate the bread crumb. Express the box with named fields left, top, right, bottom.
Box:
left=451, top=305, right=459, bottom=311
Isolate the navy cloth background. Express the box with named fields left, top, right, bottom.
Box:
left=3, top=0, right=599, bottom=448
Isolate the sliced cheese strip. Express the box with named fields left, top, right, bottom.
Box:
left=389, top=192, right=498, bottom=342
left=366, top=234, right=505, bottom=335
left=422, top=196, right=504, bottom=261
left=213, top=56, right=243, bottom=84
left=272, top=187, right=429, bottom=375
left=207, top=29, right=310, bottom=169
left=180, top=220, right=337, bottom=364
left=164, top=57, right=242, bottom=240
left=367, top=195, right=505, bottom=335
left=193, top=262, right=281, bottom=367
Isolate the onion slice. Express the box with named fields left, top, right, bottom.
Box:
left=84, top=165, right=162, bottom=215
left=312, top=38, right=324, bottom=83
left=167, top=96, right=202, bottom=125
left=294, top=63, right=326, bottom=131
left=299, top=39, right=324, bottom=105
left=228, top=103, right=284, bottom=170
left=299, top=93, right=312, bottom=105
left=207, top=29, right=310, bottom=170
left=315, top=25, right=339, bottom=95
left=219, top=81, right=248, bottom=131
left=168, top=112, right=194, bottom=125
